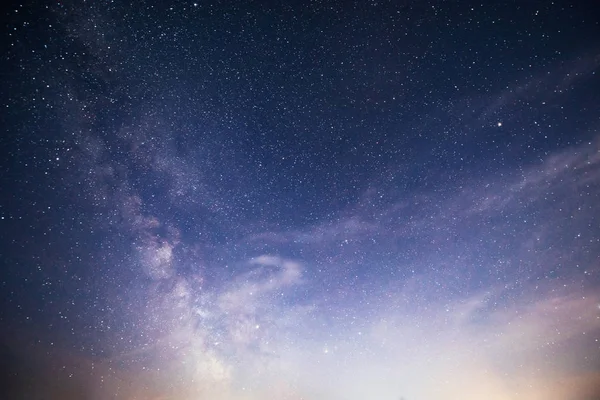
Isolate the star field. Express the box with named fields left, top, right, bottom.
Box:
left=1, top=1, right=600, bottom=399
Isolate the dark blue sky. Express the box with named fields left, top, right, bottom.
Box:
left=1, top=1, right=600, bottom=399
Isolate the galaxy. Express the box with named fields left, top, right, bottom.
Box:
left=1, top=1, right=600, bottom=399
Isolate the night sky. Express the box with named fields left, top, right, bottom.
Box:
left=1, top=0, right=600, bottom=399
